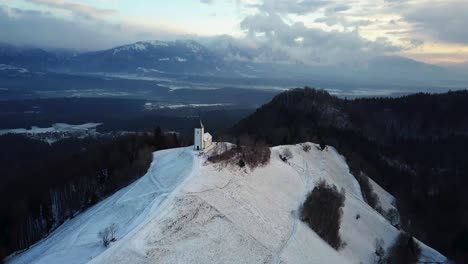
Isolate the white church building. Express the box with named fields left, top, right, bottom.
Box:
left=194, top=120, right=212, bottom=151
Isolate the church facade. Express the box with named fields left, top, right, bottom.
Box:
left=194, top=120, right=212, bottom=151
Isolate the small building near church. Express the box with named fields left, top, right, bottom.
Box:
left=194, top=120, right=212, bottom=151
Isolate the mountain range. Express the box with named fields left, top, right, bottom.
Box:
left=1, top=40, right=466, bottom=84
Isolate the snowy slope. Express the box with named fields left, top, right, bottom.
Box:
left=8, top=147, right=199, bottom=264
left=368, top=176, right=397, bottom=212
left=8, top=143, right=446, bottom=264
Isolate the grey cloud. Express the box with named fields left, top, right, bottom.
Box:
left=0, top=6, right=180, bottom=50
left=330, top=4, right=351, bottom=12
left=240, top=12, right=401, bottom=65
left=24, top=0, right=117, bottom=20
left=399, top=37, right=424, bottom=48
left=251, top=0, right=328, bottom=15
left=402, top=1, right=468, bottom=45
left=313, top=2, right=372, bottom=29
left=314, top=16, right=371, bottom=28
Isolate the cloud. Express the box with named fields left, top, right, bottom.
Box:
left=3, top=0, right=466, bottom=66
left=249, top=0, right=328, bottom=15
left=401, top=0, right=468, bottom=45
left=24, top=0, right=117, bottom=20
left=239, top=12, right=401, bottom=65
left=234, top=0, right=404, bottom=65
left=0, top=5, right=181, bottom=50
left=330, top=4, right=351, bottom=12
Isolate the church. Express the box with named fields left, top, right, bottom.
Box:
left=194, top=120, right=212, bottom=151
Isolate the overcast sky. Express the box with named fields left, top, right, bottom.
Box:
left=1, top=0, right=467, bottom=66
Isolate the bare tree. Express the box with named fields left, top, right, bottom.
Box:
left=280, top=148, right=293, bottom=162
left=385, top=208, right=400, bottom=228
left=374, top=238, right=385, bottom=264
left=99, top=223, right=118, bottom=247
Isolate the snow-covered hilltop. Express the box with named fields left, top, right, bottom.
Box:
left=8, top=143, right=446, bottom=264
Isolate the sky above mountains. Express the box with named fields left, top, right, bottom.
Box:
left=1, top=0, right=467, bottom=67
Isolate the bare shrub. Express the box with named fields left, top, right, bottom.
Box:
left=207, top=148, right=237, bottom=164
left=207, top=140, right=270, bottom=169
left=280, top=148, right=293, bottom=162
left=237, top=158, right=245, bottom=168
left=301, top=181, right=345, bottom=250
left=385, top=208, right=400, bottom=228
left=302, top=144, right=311, bottom=152
left=241, top=142, right=271, bottom=168
left=99, top=223, right=118, bottom=247
left=374, top=238, right=386, bottom=264
left=355, top=172, right=381, bottom=210
left=319, top=141, right=327, bottom=151
left=385, top=232, right=421, bottom=264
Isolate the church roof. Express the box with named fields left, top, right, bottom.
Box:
left=203, top=132, right=212, bottom=141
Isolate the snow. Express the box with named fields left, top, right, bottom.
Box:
left=136, top=67, right=165, bottom=74
left=143, top=103, right=232, bottom=110
left=182, top=41, right=202, bottom=53
left=175, top=57, right=188, bottom=62
left=148, top=40, right=169, bottom=47
left=0, top=64, right=28, bottom=73
left=112, top=43, right=151, bottom=55
left=368, top=176, right=397, bottom=212
left=8, top=147, right=199, bottom=264
left=133, top=43, right=147, bottom=51
left=0, top=123, right=102, bottom=136
left=8, top=143, right=447, bottom=264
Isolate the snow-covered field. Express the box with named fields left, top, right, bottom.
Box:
left=143, top=102, right=233, bottom=110
left=8, top=143, right=446, bottom=264
left=0, top=123, right=102, bottom=136
left=0, top=64, right=28, bottom=73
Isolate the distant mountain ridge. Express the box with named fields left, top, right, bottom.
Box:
left=0, top=40, right=466, bottom=83
left=0, top=43, right=59, bottom=70
left=64, top=40, right=223, bottom=74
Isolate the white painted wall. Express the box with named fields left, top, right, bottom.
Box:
left=194, top=128, right=204, bottom=150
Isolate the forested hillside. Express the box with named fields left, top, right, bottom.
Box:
left=232, top=88, right=468, bottom=263
left=0, top=129, right=185, bottom=261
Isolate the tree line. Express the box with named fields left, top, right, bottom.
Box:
left=0, top=128, right=186, bottom=262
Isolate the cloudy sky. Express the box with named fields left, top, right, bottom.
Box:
left=1, top=0, right=468, bottom=67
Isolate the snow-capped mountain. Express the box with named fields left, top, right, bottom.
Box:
left=0, top=40, right=466, bottom=82
left=65, top=40, right=224, bottom=74
left=8, top=143, right=446, bottom=264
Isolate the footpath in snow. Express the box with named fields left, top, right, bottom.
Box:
left=8, top=147, right=199, bottom=264
left=9, top=143, right=447, bottom=264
